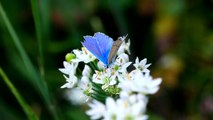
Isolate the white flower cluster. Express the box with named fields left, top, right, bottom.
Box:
left=59, top=39, right=162, bottom=120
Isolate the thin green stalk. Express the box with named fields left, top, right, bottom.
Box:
left=0, top=2, right=59, bottom=120
left=30, top=0, right=50, bottom=78
left=30, top=1, right=60, bottom=119
left=0, top=68, right=39, bottom=120
left=0, top=1, right=49, bottom=104
left=92, top=61, right=99, bottom=70
left=89, top=62, right=98, bottom=72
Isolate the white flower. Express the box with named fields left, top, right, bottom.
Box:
left=133, top=57, right=151, bottom=73
left=111, top=53, right=132, bottom=82
left=60, top=74, right=78, bottom=88
left=119, top=91, right=148, bottom=112
left=78, top=76, right=92, bottom=95
left=59, top=62, right=78, bottom=88
left=115, top=61, right=131, bottom=75
left=95, top=54, right=131, bottom=87
left=82, top=65, right=91, bottom=77
left=79, top=65, right=92, bottom=93
left=92, top=68, right=117, bottom=89
left=72, top=47, right=96, bottom=63
left=127, top=94, right=148, bottom=112
left=103, top=97, right=148, bottom=120
left=103, top=97, right=119, bottom=120
left=115, top=53, right=130, bottom=66
left=78, top=76, right=90, bottom=90
left=118, top=77, right=133, bottom=93
left=65, top=87, right=88, bottom=105
left=129, top=71, right=162, bottom=94
left=59, top=61, right=78, bottom=75
left=86, top=100, right=106, bottom=120
left=117, top=39, right=130, bottom=55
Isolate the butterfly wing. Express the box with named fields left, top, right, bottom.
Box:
left=82, top=32, right=113, bottom=65
left=82, top=36, right=102, bottom=59
left=94, top=32, right=114, bottom=64
left=108, top=35, right=127, bottom=64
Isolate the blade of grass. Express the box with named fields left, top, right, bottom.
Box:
left=31, top=0, right=50, bottom=78
left=0, top=1, right=50, bottom=105
left=30, top=1, right=61, bottom=120
left=0, top=68, right=39, bottom=120
left=0, top=2, right=59, bottom=120
left=30, top=0, right=46, bottom=109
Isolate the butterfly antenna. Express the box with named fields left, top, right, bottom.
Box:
left=120, top=34, right=128, bottom=41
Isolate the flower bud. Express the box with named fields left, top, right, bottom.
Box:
left=65, top=53, right=76, bottom=62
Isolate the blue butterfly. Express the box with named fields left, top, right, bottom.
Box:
left=82, top=32, right=127, bottom=65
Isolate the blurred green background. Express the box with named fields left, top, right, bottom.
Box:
left=0, top=0, right=213, bottom=120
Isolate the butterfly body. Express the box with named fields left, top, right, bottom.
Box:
left=82, top=32, right=127, bottom=65
left=108, top=36, right=124, bottom=64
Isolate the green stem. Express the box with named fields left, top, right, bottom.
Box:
left=0, top=3, right=59, bottom=120
left=30, top=0, right=48, bottom=79
left=92, top=60, right=99, bottom=70
left=0, top=68, right=39, bottom=120
left=89, top=61, right=99, bottom=72
left=30, top=1, right=60, bottom=120
left=0, top=0, right=47, bottom=104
